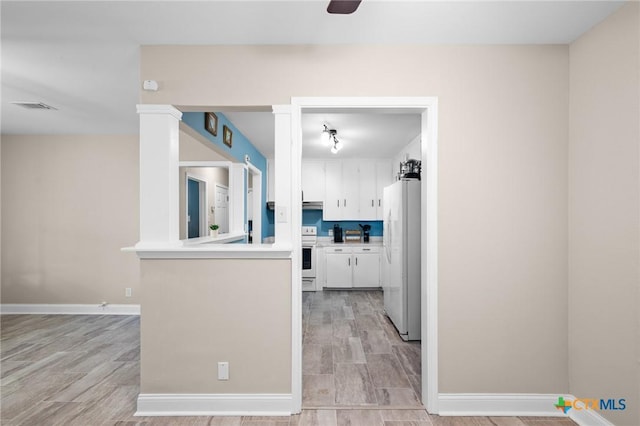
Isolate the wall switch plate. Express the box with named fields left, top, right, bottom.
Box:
left=276, top=206, right=288, bottom=223
left=218, top=362, right=229, bottom=380
left=328, top=229, right=333, bottom=237
left=125, top=288, right=132, bottom=297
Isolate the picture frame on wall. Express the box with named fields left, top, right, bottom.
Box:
left=223, top=125, right=233, bottom=148
left=205, top=112, right=218, bottom=137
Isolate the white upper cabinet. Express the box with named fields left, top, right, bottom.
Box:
left=323, top=161, right=343, bottom=219
left=358, top=161, right=377, bottom=220
left=312, top=159, right=392, bottom=221
left=301, top=160, right=325, bottom=202
left=323, top=160, right=359, bottom=220
left=341, top=161, right=360, bottom=219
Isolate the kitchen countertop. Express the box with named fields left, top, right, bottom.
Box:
left=316, top=237, right=383, bottom=248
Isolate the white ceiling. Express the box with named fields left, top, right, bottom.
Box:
left=225, top=111, right=421, bottom=159
left=1, top=0, right=625, bottom=145
left=301, top=112, right=421, bottom=159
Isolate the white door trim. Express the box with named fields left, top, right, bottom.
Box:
left=289, top=96, right=439, bottom=414
left=245, top=160, right=263, bottom=244
left=215, top=183, right=230, bottom=234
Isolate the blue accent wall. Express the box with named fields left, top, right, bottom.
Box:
left=302, top=210, right=383, bottom=237
left=182, top=112, right=270, bottom=240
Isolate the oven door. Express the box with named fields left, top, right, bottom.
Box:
left=302, top=245, right=316, bottom=278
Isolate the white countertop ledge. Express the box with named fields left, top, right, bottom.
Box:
left=122, top=243, right=293, bottom=259
left=181, top=233, right=246, bottom=245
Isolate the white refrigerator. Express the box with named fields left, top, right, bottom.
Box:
left=382, top=179, right=421, bottom=341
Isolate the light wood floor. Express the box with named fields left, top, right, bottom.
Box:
left=302, top=290, right=421, bottom=408
left=1, top=307, right=576, bottom=425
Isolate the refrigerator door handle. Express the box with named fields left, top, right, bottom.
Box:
left=384, top=210, right=392, bottom=263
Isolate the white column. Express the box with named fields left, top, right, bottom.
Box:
left=273, top=105, right=295, bottom=247
left=136, top=105, right=183, bottom=249
left=275, top=104, right=302, bottom=414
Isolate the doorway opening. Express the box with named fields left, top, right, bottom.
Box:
left=185, top=174, right=207, bottom=238
left=290, top=97, right=439, bottom=415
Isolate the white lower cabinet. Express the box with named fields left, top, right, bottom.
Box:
left=325, top=250, right=352, bottom=288
left=324, top=246, right=381, bottom=288
left=352, top=248, right=380, bottom=287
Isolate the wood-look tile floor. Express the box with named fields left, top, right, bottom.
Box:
left=1, top=306, right=575, bottom=425
left=302, top=290, right=422, bottom=408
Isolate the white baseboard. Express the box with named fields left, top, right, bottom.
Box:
left=438, top=393, right=569, bottom=417
left=0, top=303, right=140, bottom=315
left=438, top=393, right=615, bottom=426
left=135, top=393, right=292, bottom=416
left=569, top=406, right=615, bottom=426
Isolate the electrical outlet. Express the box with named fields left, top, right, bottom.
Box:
left=218, top=362, right=229, bottom=380
left=125, top=288, right=132, bottom=297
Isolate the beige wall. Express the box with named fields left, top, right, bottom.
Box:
left=140, top=259, right=291, bottom=393
left=179, top=125, right=230, bottom=162
left=142, top=44, right=570, bottom=393
left=569, top=4, right=640, bottom=425
left=1, top=135, right=140, bottom=304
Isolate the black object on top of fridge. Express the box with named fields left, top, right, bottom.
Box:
left=399, top=159, right=421, bottom=180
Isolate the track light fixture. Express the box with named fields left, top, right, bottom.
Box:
left=322, top=124, right=343, bottom=154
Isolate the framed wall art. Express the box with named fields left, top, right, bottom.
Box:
left=205, top=112, right=218, bottom=137
left=223, top=125, right=233, bottom=148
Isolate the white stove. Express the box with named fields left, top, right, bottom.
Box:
left=301, top=226, right=317, bottom=291
left=302, top=226, right=318, bottom=246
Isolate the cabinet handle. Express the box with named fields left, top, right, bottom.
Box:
left=344, top=199, right=347, bottom=207
left=371, top=200, right=374, bottom=207
left=378, top=199, right=381, bottom=207
left=348, top=258, right=350, bottom=266
left=363, top=248, right=371, bottom=251
left=355, top=257, right=358, bottom=266
left=335, top=249, right=342, bottom=252
left=337, top=200, right=340, bottom=207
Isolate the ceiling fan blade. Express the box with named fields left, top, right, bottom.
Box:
left=327, top=0, right=362, bottom=14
